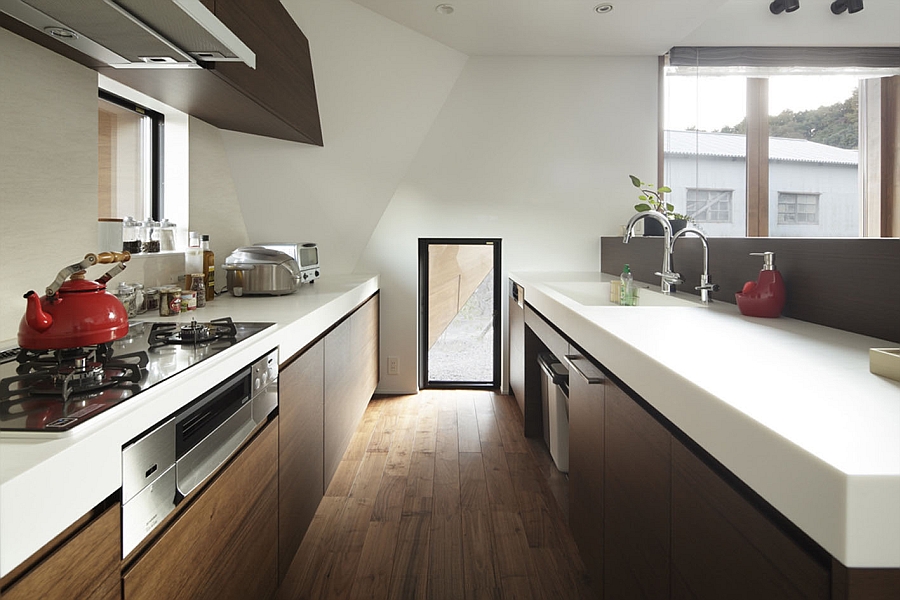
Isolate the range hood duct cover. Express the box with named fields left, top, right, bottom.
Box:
left=1, top=0, right=255, bottom=68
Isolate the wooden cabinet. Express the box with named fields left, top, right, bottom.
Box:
left=0, top=503, right=120, bottom=600
left=566, top=353, right=606, bottom=599
left=66, top=1, right=323, bottom=144
left=604, top=381, right=671, bottom=599
left=278, top=340, right=324, bottom=584
left=206, top=0, right=322, bottom=144
left=324, top=294, right=380, bottom=486
left=670, top=438, right=830, bottom=600
left=123, top=420, right=279, bottom=600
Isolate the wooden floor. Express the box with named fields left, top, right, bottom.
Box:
left=277, top=389, right=592, bottom=600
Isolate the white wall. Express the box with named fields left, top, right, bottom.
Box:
left=358, top=56, right=660, bottom=393
left=0, top=29, right=98, bottom=342
left=220, top=0, right=467, bottom=274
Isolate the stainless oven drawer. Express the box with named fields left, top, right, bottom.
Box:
left=122, top=419, right=175, bottom=504
left=122, top=465, right=177, bottom=558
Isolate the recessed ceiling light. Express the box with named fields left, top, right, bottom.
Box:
left=435, top=4, right=454, bottom=15
left=594, top=3, right=614, bottom=14
left=44, top=26, right=79, bottom=40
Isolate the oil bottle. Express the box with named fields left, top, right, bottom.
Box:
left=201, top=234, right=215, bottom=302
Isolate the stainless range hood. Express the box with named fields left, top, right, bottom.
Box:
left=0, top=0, right=255, bottom=69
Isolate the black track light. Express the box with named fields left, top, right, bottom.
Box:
left=831, top=0, right=864, bottom=14
left=769, top=0, right=800, bottom=15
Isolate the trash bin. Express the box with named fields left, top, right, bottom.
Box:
left=538, top=352, right=569, bottom=473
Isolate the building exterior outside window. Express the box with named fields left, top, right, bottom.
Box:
left=777, top=193, right=820, bottom=225
left=686, top=188, right=733, bottom=223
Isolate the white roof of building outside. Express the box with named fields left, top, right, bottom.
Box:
left=665, top=130, right=858, bottom=166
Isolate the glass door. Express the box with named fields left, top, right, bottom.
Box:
left=418, top=239, right=501, bottom=389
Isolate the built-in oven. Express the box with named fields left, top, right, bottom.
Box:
left=120, top=348, right=278, bottom=558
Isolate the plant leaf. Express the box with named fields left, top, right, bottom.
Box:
left=658, top=186, right=672, bottom=193
left=638, top=194, right=649, bottom=201
left=629, top=175, right=641, bottom=188
left=665, top=203, right=675, bottom=213
left=634, top=204, right=651, bottom=212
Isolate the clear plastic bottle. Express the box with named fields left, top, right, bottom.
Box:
left=620, top=264, right=634, bottom=306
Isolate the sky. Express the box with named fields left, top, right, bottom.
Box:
left=664, top=74, right=860, bottom=132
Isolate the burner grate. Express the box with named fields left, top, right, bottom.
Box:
left=148, top=317, right=238, bottom=348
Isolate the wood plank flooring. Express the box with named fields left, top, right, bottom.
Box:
left=278, top=389, right=592, bottom=600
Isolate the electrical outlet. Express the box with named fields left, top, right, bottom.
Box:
left=388, top=356, right=399, bottom=375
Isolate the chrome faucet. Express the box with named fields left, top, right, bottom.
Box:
left=671, top=227, right=720, bottom=304
left=623, top=210, right=681, bottom=294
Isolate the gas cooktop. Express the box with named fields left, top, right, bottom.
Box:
left=0, top=318, right=274, bottom=433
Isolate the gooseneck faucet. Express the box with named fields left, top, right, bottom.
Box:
left=671, top=227, right=720, bottom=304
left=623, top=210, right=681, bottom=294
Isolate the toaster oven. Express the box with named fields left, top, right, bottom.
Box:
left=254, top=242, right=319, bottom=283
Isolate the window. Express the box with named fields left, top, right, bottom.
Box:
left=686, top=188, right=733, bottom=223
left=777, top=193, right=819, bottom=225
left=98, top=91, right=163, bottom=222
left=664, top=47, right=900, bottom=237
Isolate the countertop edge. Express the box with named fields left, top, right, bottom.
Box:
left=0, top=274, right=379, bottom=579
left=510, top=270, right=900, bottom=569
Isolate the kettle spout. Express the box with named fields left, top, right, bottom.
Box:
left=23, top=291, right=53, bottom=333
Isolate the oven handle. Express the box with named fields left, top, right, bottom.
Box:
left=174, top=380, right=276, bottom=500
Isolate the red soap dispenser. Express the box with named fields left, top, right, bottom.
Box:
left=735, top=252, right=786, bottom=318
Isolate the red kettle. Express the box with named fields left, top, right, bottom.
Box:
left=19, top=252, right=132, bottom=350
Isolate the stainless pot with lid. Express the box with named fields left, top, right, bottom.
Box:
left=223, top=247, right=301, bottom=296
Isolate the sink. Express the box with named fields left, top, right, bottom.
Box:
left=545, top=281, right=701, bottom=308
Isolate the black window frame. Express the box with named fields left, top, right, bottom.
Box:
left=98, top=89, right=165, bottom=220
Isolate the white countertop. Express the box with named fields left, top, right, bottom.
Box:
left=0, top=274, right=378, bottom=578
left=511, top=271, right=900, bottom=569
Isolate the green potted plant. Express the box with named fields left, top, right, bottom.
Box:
left=629, top=175, right=690, bottom=235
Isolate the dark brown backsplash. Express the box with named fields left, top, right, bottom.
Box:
left=600, top=236, right=900, bottom=344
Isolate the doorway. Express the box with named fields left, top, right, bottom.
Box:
left=418, top=238, right=501, bottom=389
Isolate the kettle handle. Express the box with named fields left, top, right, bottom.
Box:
left=45, top=252, right=132, bottom=297
left=46, top=254, right=98, bottom=297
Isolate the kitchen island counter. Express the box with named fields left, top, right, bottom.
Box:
left=0, top=273, right=378, bottom=578
left=511, top=270, right=900, bottom=569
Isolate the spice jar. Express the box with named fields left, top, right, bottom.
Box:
left=133, top=283, right=146, bottom=314
left=190, top=273, right=206, bottom=308
left=113, top=282, right=136, bottom=318
left=145, top=288, right=160, bottom=313
left=181, top=289, right=197, bottom=312
left=159, top=286, right=182, bottom=316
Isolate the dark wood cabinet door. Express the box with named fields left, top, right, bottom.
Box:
left=1, top=504, right=120, bottom=600
left=671, top=438, right=830, bottom=600
left=278, top=341, right=325, bottom=584
left=123, top=421, right=279, bottom=600
left=324, top=294, right=379, bottom=488
left=211, top=0, right=322, bottom=145
left=603, top=381, right=671, bottom=599
left=566, top=354, right=606, bottom=599
left=351, top=293, right=380, bottom=402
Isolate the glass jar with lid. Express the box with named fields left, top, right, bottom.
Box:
left=133, top=283, right=146, bottom=314
left=159, top=219, right=177, bottom=252
left=113, top=282, right=136, bottom=318
left=122, top=217, right=142, bottom=254
left=141, top=219, right=161, bottom=253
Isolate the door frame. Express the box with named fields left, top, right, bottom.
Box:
left=418, top=238, right=502, bottom=390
